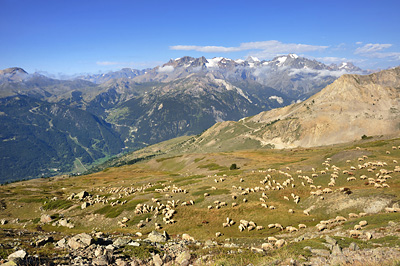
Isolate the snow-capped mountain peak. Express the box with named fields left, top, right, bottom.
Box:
left=246, top=56, right=261, bottom=63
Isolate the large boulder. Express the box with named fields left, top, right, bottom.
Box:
left=56, top=238, right=68, bottom=248
left=113, top=237, right=132, bottom=247
left=67, top=233, right=93, bottom=249
left=76, top=191, right=89, bottom=200
left=175, top=250, right=190, bottom=266
left=152, top=254, right=163, bottom=266
left=146, top=231, right=169, bottom=242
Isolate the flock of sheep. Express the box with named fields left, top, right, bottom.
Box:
left=64, top=145, right=399, bottom=250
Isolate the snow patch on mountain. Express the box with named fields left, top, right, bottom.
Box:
left=206, top=57, right=224, bottom=68
left=214, top=78, right=252, bottom=103
left=276, top=56, right=288, bottom=67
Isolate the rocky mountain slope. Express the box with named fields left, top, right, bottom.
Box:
left=172, top=67, right=400, bottom=152
left=107, top=74, right=292, bottom=147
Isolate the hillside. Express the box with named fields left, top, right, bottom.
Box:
left=0, top=96, right=124, bottom=183
left=0, top=136, right=400, bottom=265
left=172, top=67, right=400, bottom=152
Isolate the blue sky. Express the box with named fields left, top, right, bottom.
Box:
left=1, top=0, right=399, bottom=75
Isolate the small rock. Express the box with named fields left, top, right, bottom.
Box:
left=56, top=238, right=68, bottom=248
left=81, top=202, right=90, bottom=209
left=95, top=246, right=105, bottom=257
left=93, top=255, right=109, bottom=266
left=76, top=191, right=89, bottom=200
left=105, top=244, right=116, bottom=251
left=310, top=249, right=330, bottom=257
left=152, top=254, right=163, bottom=266
left=8, top=250, right=27, bottom=262
left=204, top=240, right=213, bottom=246
left=1, top=261, right=18, bottom=266
left=325, top=236, right=337, bottom=246
left=330, top=254, right=347, bottom=265
left=175, top=250, right=190, bottom=266
left=349, top=242, right=359, bottom=251
left=59, top=218, right=74, bottom=228
left=113, top=237, right=131, bottom=247
left=128, top=241, right=140, bottom=247
left=332, top=244, right=342, bottom=255
left=388, top=221, right=397, bottom=227
left=40, top=214, right=53, bottom=224
left=115, top=258, right=128, bottom=266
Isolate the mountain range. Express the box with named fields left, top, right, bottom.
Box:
left=0, top=55, right=369, bottom=182
left=157, top=66, right=400, bottom=154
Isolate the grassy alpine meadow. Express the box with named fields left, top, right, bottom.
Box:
left=1, top=136, right=400, bottom=264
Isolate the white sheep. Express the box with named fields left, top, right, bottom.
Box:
left=359, top=220, right=368, bottom=227
left=349, top=230, right=361, bottom=238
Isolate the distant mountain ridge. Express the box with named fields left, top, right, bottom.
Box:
left=79, top=54, right=365, bottom=99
